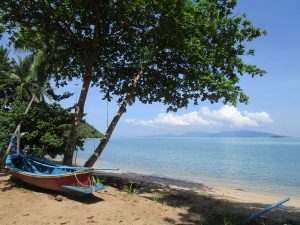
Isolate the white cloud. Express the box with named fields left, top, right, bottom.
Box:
left=244, top=111, right=273, bottom=123
left=126, top=105, right=273, bottom=129
left=201, top=105, right=259, bottom=127
left=125, top=111, right=214, bottom=127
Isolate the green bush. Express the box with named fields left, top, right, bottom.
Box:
left=0, top=101, right=101, bottom=167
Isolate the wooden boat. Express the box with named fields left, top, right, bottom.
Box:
left=6, top=152, right=105, bottom=197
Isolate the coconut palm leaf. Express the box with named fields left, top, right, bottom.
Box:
left=0, top=49, right=54, bottom=105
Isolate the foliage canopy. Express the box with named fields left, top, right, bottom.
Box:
left=0, top=0, right=266, bottom=165
left=1, top=0, right=266, bottom=109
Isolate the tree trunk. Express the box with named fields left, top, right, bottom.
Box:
left=63, top=59, right=93, bottom=166
left=63, top=3, right=101, bottom=166
left=84, top=66, right=146, bottom=167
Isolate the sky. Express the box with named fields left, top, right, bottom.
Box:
left=1, top=0, right=300, bottom=137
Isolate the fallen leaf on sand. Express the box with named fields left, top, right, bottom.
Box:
left=60, top=221, right=70, bottom=225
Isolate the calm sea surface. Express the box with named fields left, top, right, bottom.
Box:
left=77, top=137, right=300, bottom=197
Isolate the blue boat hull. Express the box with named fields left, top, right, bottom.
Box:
left=6, top=153, right=105, bottom=197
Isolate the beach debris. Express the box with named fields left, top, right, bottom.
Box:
left=60, top=222, right=70, bottom=225
left=55, top=195, right=63, bottom=201
left=87, top=216, right=94, bottom=219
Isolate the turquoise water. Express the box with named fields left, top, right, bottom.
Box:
left=77, top=137, right=300, bottom=196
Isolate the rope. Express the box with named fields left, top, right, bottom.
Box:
left=74, top=172, right=95, bottom=193
left=74, top=172, right=90, bottom=187
left=106, top=98, right=109, bottom=128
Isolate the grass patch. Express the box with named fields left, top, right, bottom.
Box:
left=124, top=182, right=139, bottom=195
left=92, top=176, right=105, bottom=185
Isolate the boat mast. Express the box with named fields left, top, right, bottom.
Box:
left=16, top=125, right=21, bottom=154
left=6, top=96, right=35, bottom=155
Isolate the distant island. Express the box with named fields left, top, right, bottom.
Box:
left=145, top=130, right=286, bottom=138
left=79, top=121, right=103, bottom=138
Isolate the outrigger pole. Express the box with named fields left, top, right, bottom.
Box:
left=241, top=197, right=290, bottom=224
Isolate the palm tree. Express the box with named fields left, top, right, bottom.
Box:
left=0, top=49, right=54, bottom=153
left=0, top=50, right=53, bottom=106
left=0, top=46, right=15, bottom=103
left=0, top=47, right=13, bottom=75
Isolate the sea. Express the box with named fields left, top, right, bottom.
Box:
left=76, top=137, right=300, bottom=197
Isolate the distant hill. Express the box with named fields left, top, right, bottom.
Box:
left=79, top=121, right=102, bottom=138
left=207, top=130, right=277, bottom=137
left=147, top=130, right=283, bottom=138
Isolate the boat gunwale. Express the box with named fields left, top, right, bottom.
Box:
left=6, top=153, right=94, bottom=178
left=8, top=167, right=93, bottom=178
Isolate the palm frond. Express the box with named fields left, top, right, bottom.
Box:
left=29, top=50, right=45, bottom=79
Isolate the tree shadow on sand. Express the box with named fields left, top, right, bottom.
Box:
left=159, top=189, right=300, bottom=225
left=0, top=170, right=9, bottom=177
left=98, top=172, right=300, bottom=225
left=96, top=171, right=212, bottom=194
left=0, top=172, right=104, bottom=204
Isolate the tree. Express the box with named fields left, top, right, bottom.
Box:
left=0, top=46, right=72, bottom=153
left=0, top=0, right=122, bottom=165
left=0, top=50, right=53, bottom=107
left=0, top=47, right=100, bottom=165
left=0, top=48, right=100, bottom=166
left=0, top=46, right=12, bottom=74
left=1, top=0, right=266, bottom=167
left=84, top=0, right=266, bottom=166
left=0, top=100, right=100, bottom=168
left=0, top=46, right=15, bottom=101
left=0, top=46, right=14, bottom=167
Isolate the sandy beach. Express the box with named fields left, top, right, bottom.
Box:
left=0, top=169, right=299, bottom=225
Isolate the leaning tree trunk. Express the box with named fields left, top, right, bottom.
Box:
left=63, top=59, right=94, bottom=166
left=84, top=66, right=146, bottom=167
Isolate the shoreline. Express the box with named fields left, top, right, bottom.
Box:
left=85, top=158, right=300, bottom=198
left=66, top=156, right=300, bottom=200
left=93, top=170, right=300, bottom=209
left=63, top=156, right=292, bottom=196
